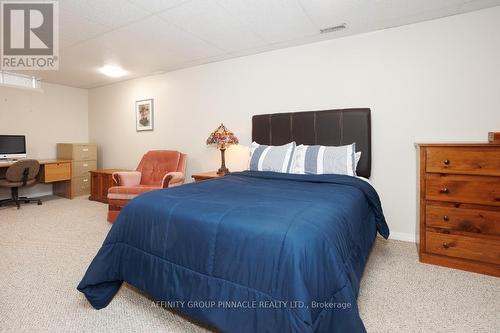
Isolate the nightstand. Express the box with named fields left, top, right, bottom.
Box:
left=191, top=171, right=224, bottom=182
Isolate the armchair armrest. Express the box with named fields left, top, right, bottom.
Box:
left=112, top=171, right=142, bottom=186
left=161, top=171, right=185, bottom=188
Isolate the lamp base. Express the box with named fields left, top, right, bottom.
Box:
left=217, top=167, right=229, bottom=176
left=217, top=147, right=229, bottom=175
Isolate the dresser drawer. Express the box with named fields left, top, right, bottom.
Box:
left=426, top=147, right=500, bottom=176
left=425, top=231, right=500, bottom=265
left=72, top=175, right=90, bottom=196
left=426, top=174, right=500, bottom=206
left=72, top=160, right=96, bottom=178
left=426, top=205, right=500, bottom=236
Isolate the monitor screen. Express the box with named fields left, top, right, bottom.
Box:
left=0, top=135, right=26, bottom=156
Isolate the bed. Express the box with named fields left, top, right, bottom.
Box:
left=78, top=108, right=389, bottom=333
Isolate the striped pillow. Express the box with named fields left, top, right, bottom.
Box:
left=290, top=143, right=357, bottom=176
left=249, top=142, right=296, bottom=173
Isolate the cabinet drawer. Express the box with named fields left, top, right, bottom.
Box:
left=426, top=174, right=500, bottom=206
left=426, top=147, right=500, bottom=176
left=72, top=160, right=96, bottom=178
left=42, top=162, right=71, bottom=183
left=425, top=231, right=500, bottom=265
left=72, top=175, right=90, bottom=196
left=57, top=143, right=97, bottom=161
left=72, top=144, right=97, bottom=161
left=426, top=205, right=500, bottom=236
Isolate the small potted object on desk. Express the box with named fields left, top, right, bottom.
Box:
left=206, top=123, right=239, bottom=175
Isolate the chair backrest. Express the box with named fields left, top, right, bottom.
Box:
left=6, top=159, right=40, bottom=185
left=136, top=150, right=187, bottom=186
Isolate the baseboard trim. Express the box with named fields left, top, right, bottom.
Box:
left=389, top=232, right=415, bottom=243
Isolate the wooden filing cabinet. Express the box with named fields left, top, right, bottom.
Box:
left=57, top=143, right=97, bottom=198
left=416, top=143, right=500, bottom=277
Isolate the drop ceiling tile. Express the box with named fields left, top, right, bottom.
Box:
left=159, top=0, right=267, bottom=52
left=59, top=0, right=151, bottom=29
left=297, top=0, right=491, bottom=39
left=459, top=0, right=500, bottom=11
left=127, top=0, right=190, bottom=13
left=59, top=9, right=110, bottom=49
left=297, top=0, right=359, bottom=30
left=216, top=0, right=317, bottom=44
left=371, top=1, right=498, bottom=34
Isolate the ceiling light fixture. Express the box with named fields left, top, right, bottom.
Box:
left=99, top=65, right=128, bottom=78
left=320, top=23, right=347, bottom=34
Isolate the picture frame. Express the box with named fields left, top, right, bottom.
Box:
left=135, top=99, right=154, bottom=131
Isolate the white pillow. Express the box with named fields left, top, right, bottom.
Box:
left=249, top=142, right=295, bottom=173
left=290, top=143, right=357, bottom=176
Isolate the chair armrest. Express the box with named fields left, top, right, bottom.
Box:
left=161, top=172, right=185, bottom=188
left=112, top=171, right=142, bottom=186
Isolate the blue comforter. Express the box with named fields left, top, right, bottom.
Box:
left=78, top=171, right=389, bottom=332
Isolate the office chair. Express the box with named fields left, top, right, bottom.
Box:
left=0, top=159, right=42, bottom=209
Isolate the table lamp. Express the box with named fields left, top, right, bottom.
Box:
left=206, top=123, right=239, bottom=175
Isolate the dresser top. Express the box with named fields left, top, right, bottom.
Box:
left=415, top=142, right=500, bottom=147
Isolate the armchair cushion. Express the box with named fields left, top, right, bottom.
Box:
left=161, top=171, right=185, bottom=188
left=108, top=184, right=159, bottom=200
left=113, top=171, right=142, bottom=186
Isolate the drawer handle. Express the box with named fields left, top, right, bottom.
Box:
left=443, top=159, right=450, bottom=165
left=443, top=215, right=449, bottom=221
left=442, top=242, right=450, bottom=249
left=82, top=148, right=89, bottom=152
left=83, top=164, right=88, bottom=167
left=440, top=187, right=449, bottom=194
left=83, top=179, right=88, bottom=182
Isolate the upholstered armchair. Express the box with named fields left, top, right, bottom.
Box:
left=107, top=150, right=187, bottom=223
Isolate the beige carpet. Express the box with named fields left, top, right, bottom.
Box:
left=0, top=196, right=498, bottom=333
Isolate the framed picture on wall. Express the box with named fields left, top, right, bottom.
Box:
left=136, top=99, right=154, bottom=131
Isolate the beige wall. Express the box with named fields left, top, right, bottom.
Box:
left=88, top=6, right=500, bottom=241
left=0, top=83, right=88, bottom=198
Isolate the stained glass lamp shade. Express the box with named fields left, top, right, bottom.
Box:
left=206, top=124, right=239, bottom=175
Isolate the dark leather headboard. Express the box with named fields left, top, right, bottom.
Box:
left=252, top=108, right=371, bottom=178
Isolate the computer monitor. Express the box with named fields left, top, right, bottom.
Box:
left=0, top=135, right=27, bottom=160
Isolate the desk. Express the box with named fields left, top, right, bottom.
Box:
left=0, top=159, right=73, bottom=199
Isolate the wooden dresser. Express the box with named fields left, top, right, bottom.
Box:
left=416, top=143, right=500, bottom=277
left=57, top=143, right=97, bottom=198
